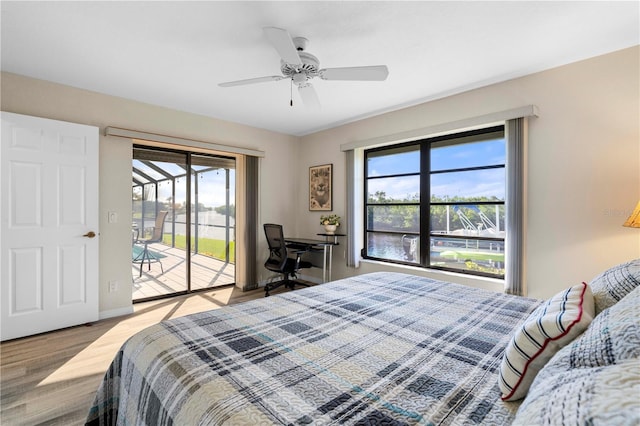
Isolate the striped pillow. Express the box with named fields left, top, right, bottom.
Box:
left=498, top=282, right=595, bottom=401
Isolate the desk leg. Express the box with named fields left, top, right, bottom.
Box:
left=327, top=245, right=333, bottom=282
left=320, top=245, right=334, bottom=283
left=322, top=246, right=328, bottom=283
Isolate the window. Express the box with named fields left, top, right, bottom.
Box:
left=364, top=126, right=506, bottom=278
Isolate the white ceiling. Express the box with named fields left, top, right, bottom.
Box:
left=1, top=1, right=638, bottom=136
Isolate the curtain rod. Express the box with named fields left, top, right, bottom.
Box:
left=105, top=126, right=265, bottom=158
left=340, top=105, right=539, bottom=151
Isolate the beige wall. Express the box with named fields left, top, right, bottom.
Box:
left=299, top=46, right=640, bottom=299
left=2, top=46, right=638, bottom=318
left=1, top=72, right=300, bottom=317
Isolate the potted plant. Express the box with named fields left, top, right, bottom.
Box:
left=320, top=214, right=341, bottom=234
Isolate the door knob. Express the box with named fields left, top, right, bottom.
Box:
left=83, top=231, right=96, bottom=238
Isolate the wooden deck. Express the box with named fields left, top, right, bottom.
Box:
left=132, top=243, right=235, bottom=300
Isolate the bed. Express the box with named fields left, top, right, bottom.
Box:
left=86, top=265, right=640, bottom=425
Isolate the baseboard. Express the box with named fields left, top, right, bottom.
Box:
left=99, top=306, right=134, bottom=320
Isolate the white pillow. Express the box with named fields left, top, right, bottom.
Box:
left=513, top=360, right=640, bottom=426
left=589, top=258, right=640, bottom=314
left=563, top=285, right=640, bottom=367
left=498, top=282, right=595, bottom=401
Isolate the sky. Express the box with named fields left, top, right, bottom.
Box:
left=133, top=160, right=235, bottom=208
left=367, top=138, right=505, bottom=201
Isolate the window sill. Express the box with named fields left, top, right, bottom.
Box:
left=358, top=258, right=506, bottom=294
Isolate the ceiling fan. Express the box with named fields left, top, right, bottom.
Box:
left=218, top=27, right=389, bottom=109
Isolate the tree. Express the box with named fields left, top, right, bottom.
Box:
left=215, top=204, right=236, bottom=218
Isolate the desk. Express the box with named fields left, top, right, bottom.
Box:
left=284, top=235, right=343, bottom=283
left=317, top=232, right=346, bottom=244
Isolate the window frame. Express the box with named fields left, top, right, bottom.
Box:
left=363, top=125, right=506, bottom=279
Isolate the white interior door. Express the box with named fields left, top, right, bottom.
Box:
left=1, top=112, right=99, bottom=341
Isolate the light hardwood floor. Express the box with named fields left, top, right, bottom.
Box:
left=0, top=284, right=280, bottom=425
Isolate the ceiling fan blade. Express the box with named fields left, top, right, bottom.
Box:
left=263, top=27, right=302, bottom=66
left=298, top=83, right=321, bottom=110
left=320, top=65, right=389, bottom=81
left=218, top=75, right=284, bottom=87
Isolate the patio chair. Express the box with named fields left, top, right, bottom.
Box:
left=133, top=211, right=168, bottom=277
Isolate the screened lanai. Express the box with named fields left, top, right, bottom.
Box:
left=132, top=146, right=236, bottom=301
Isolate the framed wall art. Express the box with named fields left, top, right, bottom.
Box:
left=309, top=164, right=332, bottom=211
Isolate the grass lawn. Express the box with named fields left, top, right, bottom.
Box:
left=163, top=234, right=235, bottom=263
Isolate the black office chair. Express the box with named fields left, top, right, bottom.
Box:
left=263, top=223, right=312, bottom=297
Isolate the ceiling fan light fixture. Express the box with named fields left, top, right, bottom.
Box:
left=292, top=73, right=308, bottom=85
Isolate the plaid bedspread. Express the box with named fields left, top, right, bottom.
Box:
left=86, top=272, right=540, bottom=425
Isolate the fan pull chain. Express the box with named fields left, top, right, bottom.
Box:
left=290, top=79, right=293, bottom=106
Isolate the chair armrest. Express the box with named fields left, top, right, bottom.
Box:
left=286, top=243, right=310, bottom=251
left=292, top=250, right=308, bottom=269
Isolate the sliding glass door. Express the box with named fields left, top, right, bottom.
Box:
left=132, top=146, right=236, bottom=301
left=189, top=154, right=236, bottom=291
